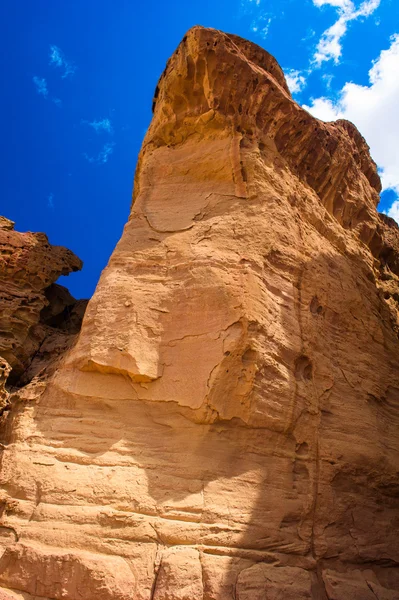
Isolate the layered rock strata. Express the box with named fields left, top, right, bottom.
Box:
left=0, top=26, right=398, bottom=600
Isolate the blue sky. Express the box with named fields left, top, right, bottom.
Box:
left=1, top=0, right=398, bottom=298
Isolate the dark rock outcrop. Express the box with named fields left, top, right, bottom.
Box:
left=0, top=217, right=86, bottom=384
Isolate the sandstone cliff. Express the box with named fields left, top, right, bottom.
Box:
left=0, top=26, right=398, bottom=600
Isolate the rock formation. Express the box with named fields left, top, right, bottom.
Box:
left=0, top=26, right=398, bottom=599
left=0, top=216, right=86, bottom=385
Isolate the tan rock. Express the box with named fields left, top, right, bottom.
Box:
left=236, top=564, right=313, bottom=599
left=322, top=569, right=399, bottom=600
left=0, top=25, right=398, bottom=599
left=153, top=547, right=203, bottom=600
left=0, top=543, right=137, bottom=600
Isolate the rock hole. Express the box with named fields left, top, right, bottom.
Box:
left=294, top=356, right=313, bottom=382
left=295, top=442, right=309, bottom=457
left=279, top=513, right=300, bottom=529
left=310, top=296, right=323, bottom=315
left=242, top=348, right=256, bottom=364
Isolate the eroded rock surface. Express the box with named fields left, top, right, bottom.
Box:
left=0, top=26, right=398, bottom=599
left=0, top=217, right=85, bottom=384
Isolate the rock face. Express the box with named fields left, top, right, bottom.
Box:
left=0, top=26, right=399, bottom=600
left=0, top=217, right=85, bottom=385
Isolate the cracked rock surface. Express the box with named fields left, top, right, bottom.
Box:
left=0, top=26, right=399, bottom=600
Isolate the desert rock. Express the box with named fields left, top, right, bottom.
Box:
left=0, top=26, right=398, bottom=599
left=0, top=218, right=86, bottom=385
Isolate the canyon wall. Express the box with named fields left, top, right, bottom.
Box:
left=0, top=26, right=398, bottom=600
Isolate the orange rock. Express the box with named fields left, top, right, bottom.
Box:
left=0, top=26, right=398, bottom=599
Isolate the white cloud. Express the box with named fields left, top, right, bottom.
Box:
left=251, top=15, right=272, bottom=38
left=303, top=96, right=343, bottom=120
left=49, top=45, right=63, bottom=68
left=312, top=0, right=381, bottom=65
left=303, top=34, right=399, bottom=216
left=314, top=16, right=348, bottom=64
left=322, top=72, right=334, bottom=89
left=241, top=0, right=272, bottom=38
left=47, top=193, right=54, bottom=209
left=49, top=45, right=76, bottom=79
left=386, top=201, right=399, bottom=221
left=84, top=118, right=114, bottom=134
left=33, top=76, right=48, bottom=98
left=313, top=0, right=353, bottom=7
left=84, top=142, right=115, bottom=165
left=33, top=76, right=63, bottom=107
left=97, top=143, right=115, bottom=164
left=284, top=69, right=307, bottom=94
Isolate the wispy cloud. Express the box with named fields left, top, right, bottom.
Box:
left=83, top=142, right=115, bottom=165
left=312, top=0, right=381, bottom=66
left=251, top=15, right=272, bottom=38
left=241, top=0, right=273, bottom=39
left=82, top=117, right=114, bottom=164
left=32, top=76, right=62, bottom=106
left=322, top=72, right=334, bottom=89
left=33, top=76, right=48, bottom=98
left=47, top=193, right=54, bottom=209
left=83, top=118, right=114, bottom=134
left=284, top=69, right=307, bottom=94
left=97, top=143, right=115, bottom=164
left=49, top=45, right=76, bottom=79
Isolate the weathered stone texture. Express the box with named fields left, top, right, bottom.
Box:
left=0, top=218, right=85, bottom=383
left=0, top=26, right=398, bottom=599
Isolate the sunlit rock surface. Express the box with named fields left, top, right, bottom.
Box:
left=0, top=26, right=398, bottom=600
